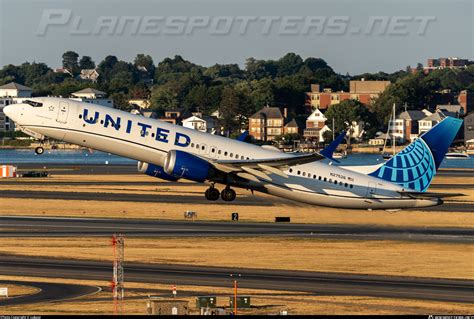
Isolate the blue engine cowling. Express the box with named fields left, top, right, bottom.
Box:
left=163, top=150, right=212, bottom=182
left=137, top=161, right=180, bottom=181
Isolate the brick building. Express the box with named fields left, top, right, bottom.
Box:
left=249, top=106, right=285, bottom=141
left=305, top=80, right=390, bottom=110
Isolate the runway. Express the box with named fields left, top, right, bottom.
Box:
left=0, top=280, right=100, bottom=306
left=0, top=255, right=472, bottom=304
left=0, top=216, right=472, bottom=243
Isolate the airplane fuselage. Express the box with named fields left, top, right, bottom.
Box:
left=7, top=98, right=441, bottom=209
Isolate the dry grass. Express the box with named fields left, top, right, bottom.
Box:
left=0, top=195, right=472, bottom=228
left=0, top=237, right=472, bottom=280
left=0, top=275, right=471, bottom=315
left=0, top=283, right=39, bottom=297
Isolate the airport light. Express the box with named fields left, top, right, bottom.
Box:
left=230, top=273, right=241, bottom=315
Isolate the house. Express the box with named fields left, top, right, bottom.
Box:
left=128, top=99, right=151, bottom=110
left=53, top=68, right=73, bottom=76
left=303, top=109, right=330, bottom=142
left=391, top=109, right=431, bottom=142
left=79, top=69, right=100, bottom=82
left=160, top=108, right=191, bottom=125
left=249, top=106, right=286, bottom=141
left=436, top=104, right=464, bottom=117
left=283, top=119, right=299, bottom=135
left=305, top=80, right=390, bottom=110
left=0, top=82, right=32, bottom=98
left=182, top=113, right=220, bottom=134
left=419, top=111, right=456, bottom=135
left=70, top=88, right=113, bottom=108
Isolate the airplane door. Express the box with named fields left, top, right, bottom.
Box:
left=367, top=182, right=377, bottom=197
left=57, top=102, right=69, bottom=124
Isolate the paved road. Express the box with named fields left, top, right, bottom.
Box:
left=0, top=216, right=472, bottom=243
left=0, top=255, right=472, bottom=304
left=0, top=280, right=100, bottom=306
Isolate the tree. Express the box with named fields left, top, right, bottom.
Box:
left=62, top=51, right=79, bottom=73
left=79, top=56, right=96, bottom=70
left=150, top=86, right=178, bottom=114
left=323, top=100, right=378, bottom=138
left=219, top=86, right=241, bottom=135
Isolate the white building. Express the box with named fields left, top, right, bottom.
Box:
left=182, top=113, right=220, bottom=134
left=418, top=111, right=455, bottom=135
left=0, top=83, right=33, bottom=133
left=391, top=109, right=431, bottom=142
left=128, top=99, right=151, bottom=110
left=70, top=88, right=114, bottom=108
left=79, top=69, right=100, bottom=82
left=0, top=82, right=32, bottom=98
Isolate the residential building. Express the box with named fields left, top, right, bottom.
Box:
left=303, top=109, right=330, bottom=142
left=160, top=108, right=191, bottom=125
left=70, top=88, right=114, bottom=108
left=53, top=68, right=73, bottom=76
left=305, top=80, right=390, bottom=110
left=436, top=104, right=464, bottom=117
left=0, top=83, right=33, bottom=133
left=0, top=82, right=32, bottom=98
left=128, top=99, right=151, bottom=110
left=464, top=113, right=474, bottom=148
left=283, top=119, right=300, bottom=135
left=249, top=106, right=285, bottom=141
left=458, top=90, right=474, bottom=115
left=426, top=57, right=473, bottom=70
left=391, top=109, right=431, bottom=142
left=79, top=69, right=100, bottom=82
left=182, top=113, right=220, bottom=134
left=419, top=111, right=456, bottom=135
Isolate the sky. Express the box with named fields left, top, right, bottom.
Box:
left=0, top=0, right=472, bottom=75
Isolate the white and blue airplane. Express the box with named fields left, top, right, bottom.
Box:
left=3, top=97, right=464, bottom=210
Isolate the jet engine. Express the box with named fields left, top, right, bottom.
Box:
left=163, top=150, right=214, bottom=182
left=137, top=161, right=180, bottom=181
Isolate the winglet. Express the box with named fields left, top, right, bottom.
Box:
left=320, top=131, right=346, bottom=162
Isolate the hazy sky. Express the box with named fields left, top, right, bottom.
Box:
left=0, top=0, right=472, bottom=74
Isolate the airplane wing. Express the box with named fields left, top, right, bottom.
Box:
left=212, top=153, right=324, bottom=182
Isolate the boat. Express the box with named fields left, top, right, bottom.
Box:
left=381, top=103, right=397, bottom=161
left=445, top=152, right=470, bottom=159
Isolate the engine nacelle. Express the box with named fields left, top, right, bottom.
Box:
left=164, top=150, right=212, bottom=182
left=137, top=161, right=179, bottom=181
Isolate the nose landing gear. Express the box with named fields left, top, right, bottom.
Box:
left=35, top=146, right=45, bottom=155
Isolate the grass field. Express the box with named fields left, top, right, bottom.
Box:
left=0, top=237, right=472, bottom=280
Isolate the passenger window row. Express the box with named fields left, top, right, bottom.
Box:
left=288, top=168, right=354, bottom=189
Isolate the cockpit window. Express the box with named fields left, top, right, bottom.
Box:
left=24, top=100, right=43, bottom=107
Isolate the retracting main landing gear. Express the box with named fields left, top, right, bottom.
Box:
left=205, top=184, right=220, bottom=201
left=221, top=186, right=236, bottom=202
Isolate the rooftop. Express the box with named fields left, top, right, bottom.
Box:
left=0, top=82, right=32, bottom=91
left=250, top=106, right=283, bottom=119
left=72, top=88, right=107, bottom=96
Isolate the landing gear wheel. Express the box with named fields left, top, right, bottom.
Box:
left=205, top=187, right=220, bottom=201
left=35, top=146, right=45, bottom=155
left=221, top=187, right=236, bottom=202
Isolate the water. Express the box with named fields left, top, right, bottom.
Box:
left=0, top=149, right=136, bottom=165
left=0, top=149, right=472, bottom=169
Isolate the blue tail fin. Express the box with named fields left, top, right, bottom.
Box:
left=320, top=131, right=346, bottom=162
left=369, top=116, right=462, bottom=192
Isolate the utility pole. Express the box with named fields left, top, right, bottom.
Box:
left=112, top=234, right=125, bottom=315
left=230, top=274, right=241, bottom=315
